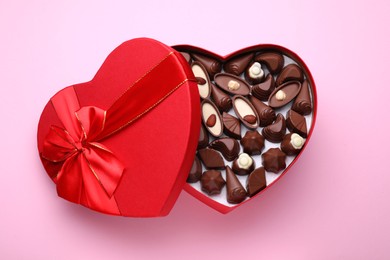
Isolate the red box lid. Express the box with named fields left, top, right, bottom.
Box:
left=37, top=38, right=201, bottom=217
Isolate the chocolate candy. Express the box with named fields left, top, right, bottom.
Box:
left=240, top=130, right=265, bottom=155
left=201, top=100, right=223, bottom=137
left=246, top=167, right=267, bottom=197
left=191, top=62, right=211, bottom=99
left=198, top=124, right=209, bottom=149
left=281, top=133, right=305, bottom=155
left=249, top=96, right=276, bottom=127
left=209, top=138, right=240, bottom=161
left=232, top=95, right=259, bottom=129
left=268, top=81, right=302, bottom=108
left=222, top=112, right=241, bottom=139
left=244, top=62, right=265, bottom=85
left=201, top=170, right=225, bottom=195
left=187, top=156, right=202, bottom=183
left=292, top=80, right=312, bottom=115
left=286, top=110, right=307, bottom=138
left=232, top=153, right=255, bottom=175
left=198, top=148, right=225, bottom=170
left=223, top=53, right=254, bottom=75
left=254, top=52, right=284, bottom=74
left=262, top=148, right=286, bottom=173
left=226, top=166, right=247, bottom=204
left=214, top=73, right=251, bottom=96
left=275, top=64, right=304, bottom=86
left=262, top=113, right=286, bottom=143
left=251, top=74, right=275, bottom=101
left=210, top=83, right=232, bottom=112
left=191, top=53, right=222, bottom=77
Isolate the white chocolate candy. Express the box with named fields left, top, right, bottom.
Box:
left=192, top=63, right=210, bottom=98
left=248, top=62, right=264, bottom=79
left=233, top=96, right=258, bottom=129
left=290, top=133, right=305, bottom=149
left=237, top=153, right=253, bottom=170
left=275, top=90, right=286, bottom=101
left=228, top=80, right=240, bottom=91
left=202, top=102, right=222, bottom=137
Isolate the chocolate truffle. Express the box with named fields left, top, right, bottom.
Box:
left=244, top=62, right=265, bottom=85
left=249, top=96, right=276, bottom=127
left=198, top=148, right=225, bottom=170
left=187, top=156, right=202, bottom=183
left=254, top=52, right=284, bottom=74
left=209, top=138, right=240, bottom=161
left=223, top=53, right=254, bottom=75
left=232, top=153, right=255, bottom=176
left=211, top=83, right=232, bottom=112
left=275, top=64, right=304, bottom=86
left=226, top=166, right=247, bottom=204
left=191, top=62, right=211, bottom=99
left=262, top=113, right=286, bottom=143
left=262, top=148, right=286, bottom=173
left=222, top=112, right=241, bottom=139
left=198, top=124, right=209, bottom=149
left=214, top=73, right=251, bottom=96
left=246, top=167, right=267, bottom=197
left=191, top=53, right=222, bottom=77
left=281, top=133, right=306, bottom=155
left=268, top=81, right=302, bottom=108
left=240, top=130, right=265, bottom=155
left=286, top=109, right=308, bottom=138
left=201, top=100, right=223, bottom=137
left=251, top=74, right=275, bottom=101
left=232, top=95, right=259, bottom=130
left=201, top=170, right=225, bottom=195
left=292, top=80, right=312, bottom=115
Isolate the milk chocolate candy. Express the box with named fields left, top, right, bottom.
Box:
left=198, top=148, right=225, bottom=170
left=210, top=83, right=232, bottom=112
left=214, top=73, right=251, bottom=96
left=254, top=52, right=284, bottom=74
left=251, top=74, right=275, bottom=101
left=262, top=113, right=286, bottom=143
left=198, top=124, right=209, bottom=149
left=191, top=61, right=211, bottom=99
left=226, top=166, right=247, bottom=204
left=275, top=64, right=304, bottom=86
left=201, top=100, right=223, bottom=137
left=223, top=53, right=254, bottom=76
left=246, top=167, right=267, bottom=197
left=191, top=53, right=222, bottom=77
left=201, top=170, right=225, bottom=195
left=286, top=110, right=307, bottom=138
left=222, top=112, right=241, bottom=139
left=244, top=62, right=265, bottom=85
left=262, top=148, right=286, bottom=173
left=281, top=133, right=306, bottom=156
left=187, top=156, right=202, bottom=183
left=240, top=130, right=265, bottom=155
left=232, top=95, right=259, bottom=129
left=249, top=96, right=276, bottom=127
left=292, top=80, right=312, bottom=115
left=232, top=153, right=255, bottom=176
left=268, top=81, right=302, bottom=108
left=209, top=138, right=240, bottom=161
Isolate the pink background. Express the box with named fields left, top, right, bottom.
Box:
left=1, top=0, right=389, bottom=259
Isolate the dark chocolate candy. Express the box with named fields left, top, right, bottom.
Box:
left=232, top=153, right=255, bottom=176
left=191, top=53, right=222, bottom=78
left=275, top=64, right=304, bottom=86
left=281, top=133, right=305, bottom=156
left=222, top=112, right=241, bottom=139
left=198, top=124, right=209, bottom=149
left=211, top=83, right=232, bottom=112
left=201, top=99, right=223, bottom=137
left=180, top=52, right=191, bottom=63
left=191, top=61, right=211, bottom=99
left=254, top=52, right=284, bottom=74
left=201, top=170, right=225, bottom=195
left=232, top=95, right=259, bottom=130
left=292, top=80, right=312, bottom=115
left=214, top=73, right=251, bottom=96
left=244, top=62, right=265, bottom=85
left=262, top=148, right=286, bottom=173
left=226, top=166, right=247, bottom=204
left=223, top=53, right=254, bottom=75
left=246, top=167, right=267, bottom=197
left=187, top=156, right=202, bottom=183
left=251, top=74, right=275, bottom=101
left=268, top=81, right=302, bottom=108
left=286, top=110, right=307, bottom=138
left=262, top=113, right=286, bottom=143
left=198, top=148, right=225, bottom=170
left=249, top=96, right=276, bottom=127
left=209, top=138, right=240, bottom=161
left=240, top=130, right=265, bottom=155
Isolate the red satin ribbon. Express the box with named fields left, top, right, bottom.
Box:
left=41, top=52, right=192, bottom=214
